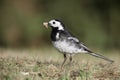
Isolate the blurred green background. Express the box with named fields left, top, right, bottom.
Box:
left=0, top=0, right=120, bottom=50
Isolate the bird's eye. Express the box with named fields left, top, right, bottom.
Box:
left=53, top=22, right=55, bottom=24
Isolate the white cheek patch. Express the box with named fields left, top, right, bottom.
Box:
left=49, top=20, right=64, bottom=30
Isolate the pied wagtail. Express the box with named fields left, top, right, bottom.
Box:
left=43, top=19, right=114, bottom=68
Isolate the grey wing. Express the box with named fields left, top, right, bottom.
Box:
left=67, top=37, right=82, bottom=48
left=67, top=37, right=92, bottom=51
left=59, top=30, right=79, bottom=41
left=67, top=37, right=79, bottom=44
left=80, top=43, right=93, bottom=53
left=59, top=30, right=90, bottom=50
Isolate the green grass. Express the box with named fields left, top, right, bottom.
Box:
left=0, top=48, right=120, bottom=80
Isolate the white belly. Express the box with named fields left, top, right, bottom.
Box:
left=52, top=40, right=87, bottom=54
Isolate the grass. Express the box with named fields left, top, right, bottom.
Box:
left=0, top=48, right=120, bottom=80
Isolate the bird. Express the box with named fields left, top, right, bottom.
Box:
left=43, top=19, right=114, bottom=68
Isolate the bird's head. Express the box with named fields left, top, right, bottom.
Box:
left=43, top=19, right=64, bottom=30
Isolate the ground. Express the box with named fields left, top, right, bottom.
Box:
left=0, top=48, right=120, bottom=80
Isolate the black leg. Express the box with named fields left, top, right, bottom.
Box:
left=69, top=54, right=72, bottom=63
left=61, top=54, right=67, bottom=69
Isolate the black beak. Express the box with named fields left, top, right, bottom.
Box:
left=48, top=23, right=51, bottom=27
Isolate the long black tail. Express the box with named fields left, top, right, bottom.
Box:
left=87, top=52, right=114, bottom=63
left=80, top=44, right=114, bottom=63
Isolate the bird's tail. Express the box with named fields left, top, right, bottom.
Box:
left=87, top=52, right=114, bottom=63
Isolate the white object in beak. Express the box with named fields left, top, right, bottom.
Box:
left=43, top=22, right=48, bottom=28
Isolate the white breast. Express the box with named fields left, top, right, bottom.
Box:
left=52, top=40, right=87, bottom=54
